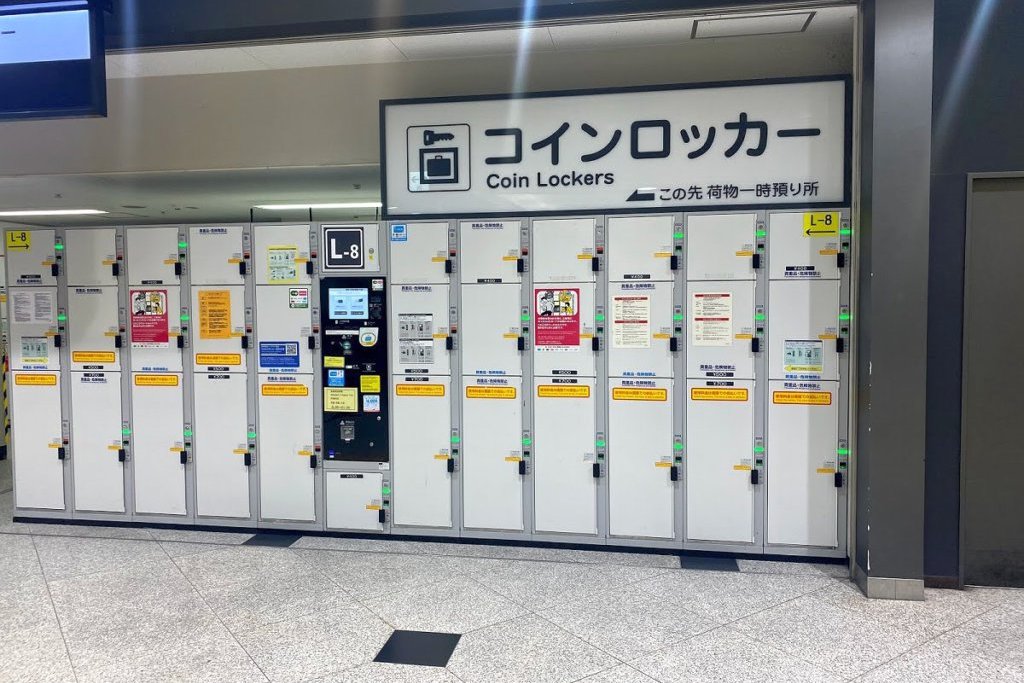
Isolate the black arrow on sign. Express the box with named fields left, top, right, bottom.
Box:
left=626, top=189, right=656, bottom=202
left=805, top=228, right=835, bottom=235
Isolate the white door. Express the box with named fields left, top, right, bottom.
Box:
left=68, top=287, right=121, bottom=371
left=65, top=228, right=118, bottom=287
left=533, top=378, right=598, bottom=535
left=126, top=227, right=180, bottom=285
left=608, top=378, right=675, bottom=539
left=70, top=373, right=124, bottom=513
left=253, top=224, right=311, bottom=286
left=607, top=215, right=675, bottom=282
left=392, top=377, right=452, bottom=528
left=685, top=379, right=755, bottom=544
left=686, top=213, right=758, bottom=281
left=767, top=380, right=839, bottom=548
left=686, top=282, right=756, bottom=380
left=192, top=286, right=247, bottom=372
left=768, top=211, right=841, bottom=281
left=5, top=228, right=57, bottom=286
left=194, top=373, right=250, bottom=519
left=189, top=226, right=245, bottom=285
left=131, top=374, right=186, bottom=516
left=462, top=376, right=523, bottom=531
left=10, top=372, right=64, bottom=510
left=9, top=287, right=60, bottom=370
left=129, top=287, right=183, bottom=372
left=768, top=280, right=840, bottom=381
left=326, top=472, right=384, bottom=531
left=258, top=375, right=315, bottom=522
left=388, top=222, right=450, bottom=285
left=391, top=284, right=451, bottom=376
left=461, top=284, right=522, bottom=376
left=255, top=286, right=312, bottom=373
left=459, top=219, right=522, bottom=283
left=531, top=218, right=596, bottom=283
left=608, top=281, right=674, bottom=378
left=533, top=283, right=596, bottom=377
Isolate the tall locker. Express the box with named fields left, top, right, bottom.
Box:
left=258, top=375, right=315, bottom=522
left=391, top=376, right=452, bottom=528
left=9, top=372, right=64, bottom=510
left=194, top=373, right=250, bottom=518
left=462, top=376, right=524, bottom=531
left=131, top=374, right=186, bottom=515
left=70, top=373, right=124, bottom=513
left=606, top=215, right=678, bottom=542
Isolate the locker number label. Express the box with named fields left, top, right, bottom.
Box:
left=772, top=391, right=832, bottom=406
left=5, top=230, right=30, bottom=251
left=323, top=227, right=365, bottom=270
left=612, top=387, right=668, bottom=401
left=803, top=212, right=840, bottom=237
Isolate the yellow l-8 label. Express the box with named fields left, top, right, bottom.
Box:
left=466, top=386, right=517, bottom=399
left=690, top=387, right=749, bottom=402
left=803, top=212, right=840, bottom=237
left=72, top=351, right=116, bottom=363
left=772, top=391, right=832, bottom=406
left=396, top=383, right=445, bottom=397
left=261, top=383, right=308, bottom=397
left=135, top=374, right=179, bottom=387
left=6, top=230, right=30, bottom=251
left=15, top=373, right=57, bottom=386
left=537, top=384, right=591, bottom=398
left=195, top=353, right=241, bottom=366
left=612, top=387, right=668, bottom=401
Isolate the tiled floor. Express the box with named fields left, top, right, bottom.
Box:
left=1, top=490, right=1022, bottom=682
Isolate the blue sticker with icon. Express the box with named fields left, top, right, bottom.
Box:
left=327, top=369, right=345, bottom=387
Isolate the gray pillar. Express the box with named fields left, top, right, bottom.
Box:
left=854, top=0, right=933, bottom=600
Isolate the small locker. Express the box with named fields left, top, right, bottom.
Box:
left=607, top=281, right=674, bottom=378
left=686, top=213, right=757, bottom=281
left=533, top=283, right=596, bottom=377
left=767, top=380, right=840, bottom=548
left=392, top=377, right=452, bottom=528
left=131, top=373, right=186, bottom=516
left=461, top=284, right=522, bottom=376
left=255, top=286, right=312, bottom=373
left=253, top=224, right=312, bottom=286
left=5, top=228, right=57, bottom=286
left=70, top=372, right=124, bottom=514
left=128, top=287, right=183, bottom=373
left=388, top=222, right=450, bottom=285
left=194, top=373, right=250, bottom=519
left=10, top=372, right=64, bottom=510
left=608, top=378, right=675, bottom=540
left=189, top=226, right=246, bottom=285
left=685, top=379, right=756, bottom=544
left=531, top=218, right=596, bottom=283
left=459, top=219, right=522, bottom=284
left=533, top=377, right=598, bottom=536
left=461, top=376, right=524, bottom=531
left=606, top=215, right=675, bottom=282
left=8, top=287, right=60, bottom=370
left=126, top=227, right=181, bottom=285
left=390, top=284, right=450, bottom=376
left=65, top=228, right=118, bottom=287
left=258, top=375, right=316, bottom=522
left=192, top=287, right=247, bottom=372
left=326, top=472, right=384, bottom=531
left=68, top=287, right=121, bottom=371
left=686, top=282, right=755, bottom=380
left=768, top=280, right=840, bottom=381
left=767, top=211, right=841, bottom=281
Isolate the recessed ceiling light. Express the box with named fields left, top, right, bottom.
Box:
left=0, top=209, right=108, bottom=217
left=253, top=202, right=383, bottom=210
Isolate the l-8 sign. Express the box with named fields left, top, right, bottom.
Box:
left=323, top=227, right=364, bottom=269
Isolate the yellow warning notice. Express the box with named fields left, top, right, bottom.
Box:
left=135, top=374, right=179, bottom=387
left=612, top=387, right=668, bottom=402
left=733, top=464, right=753, bottom=471
left=195, top=353, right=241, bottom=366
left=365, top=504, right=382, bottom=511
left=72, top=351, right=116, bottom=364
left=396, top=383, right=445, bottom=397
left=15, top=373, right=57, bottom=386
left=504, top=456, right=523, bottom=463
left=803, top=212, right=840, bottom=237
left=817, top=467, right=837, bottom=474
left=198, top=290, right=232, bottom=340
left=323, top=356, right=346, bottom=369
left=324, top=387, right=358, bottom=412
left=466, top=386, right=517, bottom=399
left=690, top=387, right=749, bottom=402
left=5, top=230, right=30, bottom=251
left=537, top=384, right=591, bottom=398
left=654, top=461, right=673, bottom=468
left=735, top=250, right=755, bottom=257
left=772, top=391, right=832, bottom=406
left=360, top=375, right=381, bottom=393
left=261, top=383, right=308, bottom=397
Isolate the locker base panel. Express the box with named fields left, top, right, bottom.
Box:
left=68, top=511, right=133, bottom=524
left=606, top=536, right=683, bottom=551
left=131, top=512, right=194, bottom=526
left=460, top=528, right=531, bottom=542
left=256, top=519, right=325, bottom=532
left=391, top=525, right=461, bottom=538
left=764, top=544, right=847, bottom=560
left=684, top=540, right=766, bottom=556
left=11, top=507, right=69, bottom=521
left=193, top=516, right=258, bottom=529
left=530, top=531, right=605, bottom=547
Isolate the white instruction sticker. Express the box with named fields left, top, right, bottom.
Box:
left=611, top=295, right=650, bottom=349
left=691, top=292, right=732, bottom=346
left=13, top=290, right=55, bottom=324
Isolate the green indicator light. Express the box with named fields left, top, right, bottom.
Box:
left=522, top=438, right=532, bottom=446
left=122, top=428, right=132, bottom=435
left=183, top=430, right=193, bottom=437
left=451, top=435, right=461, bottom=444
left=755, top=314, right=766, bottom=321
left=840, top=229, right=853, bottom=236
left=596, top=440, right=606, bottom=448
left=178, top=241, right=188, bottom=249
left=756, top=230, right=767, bottom=238
left=838, top=314, right=851, bottom=321
left=521, top=314, right=530, bottom=322
left=595, top=314, right=606, bottom=322
left=674, top=443, right=684, bottom=451
left=247, top=432, right=257, bottom=439
left=57, top=314, right=67, bottom=322
left=753, top=446, right=765, bottom=453
left=837, top=448, right=850, bottom=455
left=180, top=314, right=190, bottom=322
left=54, top=243, right=64, bottom=251
left=382, top=487, right=392, bottom=495
left=673, top=313, right=684, bottom=321
left=673, top=232, right=684, bottom=240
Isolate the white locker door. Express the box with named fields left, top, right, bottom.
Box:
left=608, top=379, right=675, bottom=539
left=129, top=287, right=183, bottom=372
left=533, top=378, right=598, bottom=535
left=768, top=211, right=841, bottom=281
left=461, top=284, right=521, bottom=376
left=533, top=282, right=596, bottom=377
left=459, top=219, right=522, bottom=284
left=768, top=280, right=840, bottom=381
left=685, top=379, right=755, bottom=544
left=126, top=227, right=180, bottom=285
left=65, top=228, right=117, bottom=287
left=70, top=373, right=124, bottom=513
left=686, top=213, right=757, bottom=281
left=258, top=375, right=315, bottom=522
left=189, top=226, right=245, bottom=285
left=686, top=282, right=756, bottom=380
left=5, top=228, right=57, bottom=286
left=391, top=284, right=450, bottom=376
left=531, top=218, right=596, bottom=283
left=326, top=472, right=384, bottom=531
left=607, top=215, right=675, bottom=282
left=68, top=287, right=121, bottom=371
left=388, top=222, right=450, bottom=284
left=767, top=380, right=839, bottom=547
left=255, top=286, right=312, bottom=373
left=9, top=287, right=60, bottom=370
left=462, top=377, right=523, bottom=531
left=608, top=281, right=674, bottom=378
left=10, top=373, right=64, bottom=510
left=192, top=287, right=247, bottom=372
left=392, top=377, right=452, bottom=528
left=194, top=373, right=250, bottom=519
left=131, top=374, right=186, bottom=516
left=253, top=224, right=311, bottom=286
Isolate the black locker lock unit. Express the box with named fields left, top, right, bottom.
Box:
left=320, top=276, right=389, bottom=462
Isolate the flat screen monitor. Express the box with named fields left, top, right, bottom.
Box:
left=329, top=288, right=369, bottom=321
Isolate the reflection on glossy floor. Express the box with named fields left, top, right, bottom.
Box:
left=1, top=491, right=1022, bottom=683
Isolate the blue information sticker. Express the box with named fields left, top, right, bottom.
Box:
left=259, top=341, right=300, bottom=369
left=390, top=224, right=408, bottom=242
left=327, top=369, right=345, bottom=387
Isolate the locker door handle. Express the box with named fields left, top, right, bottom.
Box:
left=308, top=335, right=317, bottom=350
left=111, top=262, right=120, bottom=277
left=57, top=447, right=67, bottom=461
left=517, top=336, right=525, bottom=352
left=670, top=336, right=679, bottom=353
left=444, top=259, right=454, bottom=275
left=591, top=256, right=600, bottom=272
left=516, top=258, right=525, bottom=273
left=518, top=460, right=527, bottom=476
left=752, top=253, right=762, bottom=270
left=837, top=252, right=846, bottom=269
left=592, top=463, right=601, bottom=478
left=51, top=263, right=60, bottom=277
left=310, top=455, right=318, bottom=469
left=305, top=261, right=314, bottom=276
left=670, top=254, right=680, bottom=271
left=118, top=449, right=127, bottom=463
left=670, top=465, right=679, bottom=482
left=751, top=337, right=760, bottom=353
left=174, top=262, right=182, bottom=277
left=239, top=261, right=247, bottom=276
left=591, top=336, right=600, bottom=352
left=243, top=453, right=252, bottom=467
left=241, top=335, right=249, bottom=350
left=179, top=451, right=189, bottom=465
left=176, top=336, right=185, bottom=349
left=836, top=337, right=845, bottom=354
left=53, top=334, right=62, bottom=348
left=834, top=472, right=844, bottom=488
left=750, top=469, right=760, bottom=485
left=378, top=509, right=387, bottom=524
left=114, top=335, right=123, bottom=349
left=445, top=336, right=454, bottom=351
left=446, top=458, right=455, bottom=473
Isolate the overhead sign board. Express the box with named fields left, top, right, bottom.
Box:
left=381, top=76, right=850, bottom=219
